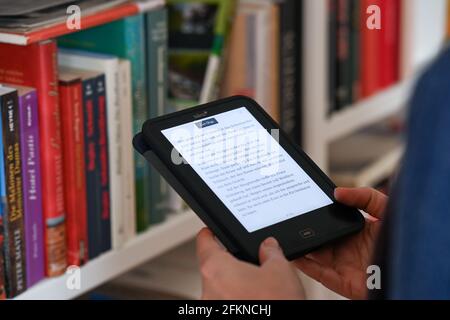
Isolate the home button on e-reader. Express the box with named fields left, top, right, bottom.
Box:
left=299, top=228, right=316, bottom=239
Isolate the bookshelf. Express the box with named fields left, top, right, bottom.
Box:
left=3, top=0, right=447, bottom=301
left=15, top=210, right=204, bottom=300
left=302, top=0, right=415, bottom=174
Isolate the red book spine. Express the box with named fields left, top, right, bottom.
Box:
left=360, top=0, right=382, bottom=98
left=60, top=80, right=88, bottom=266
left=0, top=41, right=67, bottom=276
left=378, top=0, right=401, bottom=89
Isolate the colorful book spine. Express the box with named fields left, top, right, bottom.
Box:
left=0, top=41, right=67, bottom=277
left=18, top=89, right=45, bottom=287
left=0, top=88, right=26, bottom=297
left=60, top=77, right=89, bottom=266
left=82, top=76, right=102, bottom=260
left=146, top=8, right=169, bottom=225
left=378, top=0, right=401, bottom=89
left=95, top=75, right=111, bottom=253
left=360, top=0, right=382, bottom=98
left=0, top=91, right=8, bottom=300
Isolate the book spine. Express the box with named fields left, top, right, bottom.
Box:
left=118, top=60, right=136, bottom=243
left=378, top=0, right=400, bottom=89
left=279, top=0, right=301, bottom=144
left=1, top=90, right=26, bottom=297
left=60, top=81, right=89, bottom=266
left=95, top=75, right=111, bottom=253
left=360, top=0, right=382, bottom=98
left=37, top=41, right=67, bottom=276
left=328, top=0, right=338, bottom=113
left=18, top=90, right=45, bottom=287
left=349, top=0, right=361, bottom=102
left=0, top=97, right=7, bottom=300
left=82, top=78, right=102, bottom=260
left=336, top=0, right=352, bottom=109
left=124, top=15, right=151, bottom=232
left=146, top=8, right=169, bottom=225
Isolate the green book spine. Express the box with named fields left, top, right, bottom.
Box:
left=146, top=8, right=169, bottom=224
left=59, top=15, right=151, bottom=232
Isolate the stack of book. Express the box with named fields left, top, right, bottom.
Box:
left=327, top=0, right=401, bottom=113
left=0, top=0, right=170, bottom=299
left=221, top=0, right=303, bottom=145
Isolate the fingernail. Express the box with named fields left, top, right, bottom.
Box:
left=263, top=237, right=280, bottom=249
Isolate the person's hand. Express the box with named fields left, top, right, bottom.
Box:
left=294, top=187, right=388, bottom=300
left=196, top=228, right=305, bottom=300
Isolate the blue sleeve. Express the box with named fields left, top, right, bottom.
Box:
left=387, top=48, right=450, bottom=299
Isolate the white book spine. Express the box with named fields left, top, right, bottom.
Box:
left=118, top=59, right=137, bottom=242
left=58, top=52, right=124, bottom=249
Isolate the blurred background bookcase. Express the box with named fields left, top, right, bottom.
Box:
left=1, top=0, right=447, bottom=300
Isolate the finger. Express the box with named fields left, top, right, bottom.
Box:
left=334, top=187, right=388, bottom=219
left=259, top=237, right=287, bottom=265
left=196, top=228, right=226, bottom=266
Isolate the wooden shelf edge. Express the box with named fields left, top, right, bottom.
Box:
left=326, top=79, right=415, bottom=142
left=15, top=210, right=204, bottom=300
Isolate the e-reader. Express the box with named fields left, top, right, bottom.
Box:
left=134, top=96, right=365, bottom=264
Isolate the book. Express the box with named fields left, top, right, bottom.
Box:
left=0, top=40, right=67, bottom=277
left=118, top=59, right=136, bottom=242
left=221, top=1, right=279, bottom=119
left=59, top=50, right=120, bottom=250
left=0, top=206, right=4, bottom=299
left=0, top=86, right=26, bottom=297
left=0, top=1, right=128, bottom=32
left=95, top=74, right=111, bottom=253
left=360, top=0, right=381, bottom=98
left=279, top=0, right=301, bottom=144
left=328, top=0, right=337, bottom=113
left=167, top=0, right=235, bottom=108
left=349, top=0, right=361, bottom=102
left=59, top=71, right=89, bottom=266
left=378, top=0, right=400, bottom=89
left=146, top=7, right=169, bottom=224
left=0, top=0, right=165, bottom=45
left=335, top=0, right=352, bottom=109
left=59, top=15, right=152, bottom=234
left=0, top=159, right=5, bottom=300
left=14, top=86, right=45, bottom=287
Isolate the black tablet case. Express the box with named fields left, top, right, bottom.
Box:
left=133, top=133, right=243, bottom=259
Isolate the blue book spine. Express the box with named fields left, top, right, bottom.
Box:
left=82, top=77, right=102, bottom=259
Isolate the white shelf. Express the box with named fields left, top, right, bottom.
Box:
left=326, top=80, right=414, bottom=143
left=331, top=146, right=404, bottom=188
left=15, top=210, right=204, bottom=300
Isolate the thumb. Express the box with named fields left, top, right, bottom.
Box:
left=259, top=237, right=286, bottom=265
